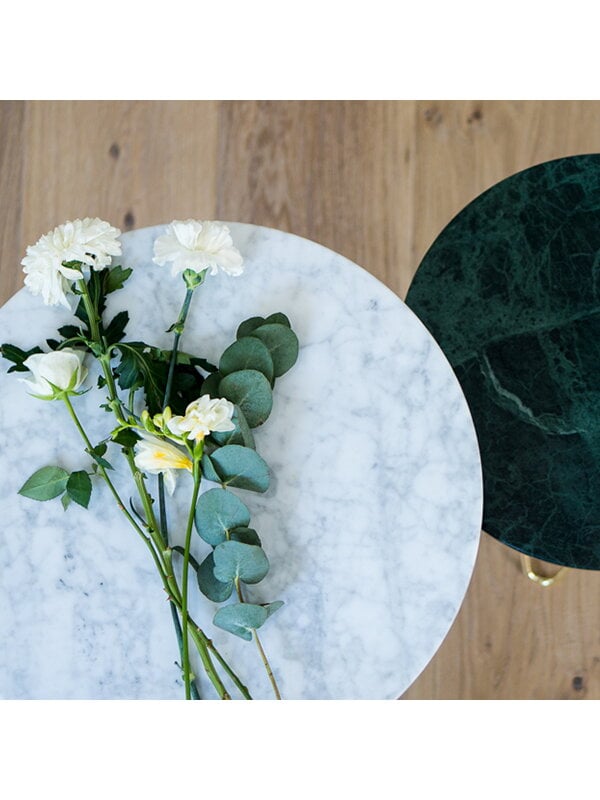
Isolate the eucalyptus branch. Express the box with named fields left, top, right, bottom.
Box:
left=235, top=578, right=282, bottom=700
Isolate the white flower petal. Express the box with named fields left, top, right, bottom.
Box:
left=152, top=219, right=244, bottom=278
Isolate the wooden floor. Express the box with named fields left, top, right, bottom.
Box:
left=1, top=100, right=599, bottom=700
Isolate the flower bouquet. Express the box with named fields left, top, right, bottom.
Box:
left=1, top=218, right=299, bottom=700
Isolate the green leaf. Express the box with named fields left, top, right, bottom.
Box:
left=213, top=603, right=268, bottom=641
left=263, top=600, right=284, bottom=618
left=194, top=488, right=251, bottom=546
left=105, top=265, right=133, bottom=294
left=218, top=370, right=273, bottom=428
left=200, top=370, right=222, bottom=398
left=213, top=540, right=269, bottom=584
left=104, top=310, right=129, bottom=345
left=18, top=466, right=69, bottom=501
left=114, top=342, right=167, bottom=414
left=111, top=428, right=140, bottom=448
left=86, top=445, right=114, bottom=471
left=58, top=324, right=82, bottom=339
left=248, top=323, right=299, bottom=377
left=201, top=453, right=222, bottom=483
left=209, top=444, right=270, bottom=492
left=219, top=338, right=274, bottom=384
left=61, top=493, right=72, bottom=511
left=230, top=527, right=261, bottom=546
left=211, top=407, right=255, bottom=449
left=264, top=312, right=291, bottom=328
left=1, top=343, right=43, bottom=373
left=236, top=316, right=265, bottom=340
left=66, top=470, right=92, bottom=508
left=197, top=552, right=234, bottom=602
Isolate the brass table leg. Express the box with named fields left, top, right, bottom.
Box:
left=520, top=554, right=568, bottom=587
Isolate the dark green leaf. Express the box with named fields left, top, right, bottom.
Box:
left=200, top=370, right=222, bottom=398
left=114, top=342, right=167, bottom=414
left=105, top=265, right=132, bottom=294
left=264, top=312, right=291, bottom=328
left=1, top=343, right=43, bottom=373
left=86, top=446, right=114, bottom=471
left=213, top=540, right=269, bottom=584
left=209, top=444, right=270, bottom=492
left=45, top=339, right=60, bottom=350
left=230, top=527, right=261, bottom=546
left=18, top=466, right=69, bottom=501
left=218, top=370, right=273, bottom=428
left=236, top=316, right=265, bottom=340
left=197, top=552, right=234, bottom=602
left=195, top=488, right=251, bottom=546
left=58, top=324, right=82, bottom=339
left=66, top=470, right=92, bottom=508
left=219, top=337, right=274, bottom=383
left=213, top=603, right=268, bottom=641
left=112, top=428, right=140, bottom=448
left=104, top=310, right=129, bottom=346
left=248, top=323, right=299, bottom=377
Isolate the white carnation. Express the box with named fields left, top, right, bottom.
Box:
left=152, top=220, right=244, bottom=277
left=167, top=395, right=236, bottom=442
left=22, top=218, right=122, bottom=306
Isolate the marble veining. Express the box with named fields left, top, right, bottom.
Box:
left=406, top=155, right=600, bottom=569
left=0, top=223, right=482, bottom=699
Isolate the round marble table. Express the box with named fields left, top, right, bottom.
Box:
left=406, top=155, right=600, bottom=570
left=0, top=223, right=482, bottom=699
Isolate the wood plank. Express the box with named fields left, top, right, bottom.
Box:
left=216, top=100, right=417, bottom=297
left=22, top=100, right=219, bottom=263
left=0, top=101, right=25, bottom=303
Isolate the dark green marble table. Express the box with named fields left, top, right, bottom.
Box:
left=406, top=154, right=600, bottom=569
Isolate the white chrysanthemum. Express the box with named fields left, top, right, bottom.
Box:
left=22, top=218, right=122, bottom=306
left=167, top=395, right=236, bottom=442
left=133, top=432, right=193, bottom=495
left=20, top=348, right=88, bottom=399
left=152, top=220, right=244, bottom=277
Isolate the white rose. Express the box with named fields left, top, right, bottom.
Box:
left=152, top=220, right=244, bottom=277
left=133, top=432, right=193, bottom=495
left=22, top=218, right=122, bottom=306
left=167, top=395, right=236, bottom=442
left=20, top=348, right=88, bottom=399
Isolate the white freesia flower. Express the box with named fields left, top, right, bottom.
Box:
left=167, top=395, right=236, bottom=442
left=152, top=220, right=244, bottom=277
left=133, top=432, right=193, bottom=495
left=22, top=218, right=122, bottom=307
left=20, top=348, right=88, bottom=399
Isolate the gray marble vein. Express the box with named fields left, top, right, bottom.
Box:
left=0, top=223, right=482, bottom=699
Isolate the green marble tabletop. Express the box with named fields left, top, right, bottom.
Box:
left=406, top=154, right=600, bottom=569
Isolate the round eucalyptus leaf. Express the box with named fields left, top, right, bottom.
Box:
left=264, top=600, right=285, bottom=618
left=218, top=370, right=273, bottom=428
left=248, top=323, right=299, bottom=377
left=219, top=338, right=274, bottom=383
left=211, top=407, right=256, bottom=449
left=209, top=444, right=270, bottom=492
left=213, top=603, right=269, bottom=641
left=264, top=312, right=291, bottom=328
left=236, top=316, right=265, bottom=340
left=213, top=540, right=270, bottom=584
left=230, top=527, right=261, bottom=546
left=197, top=552, right=234, bottom=602
left=195, top=487, right=251, bottom=546
left=201, top=453, right=221, bottom=483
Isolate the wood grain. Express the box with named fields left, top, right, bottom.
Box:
left=1, top=100, right=599, bottom=699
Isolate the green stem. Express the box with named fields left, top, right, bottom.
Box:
left=181, top=459, right=202, bottom=699
left=163, top=287, right=195, bottom=409
left=235, top=579, right=282, bottom=700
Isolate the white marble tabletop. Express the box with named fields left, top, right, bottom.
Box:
left=0, top=223, right=482, bottom=699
